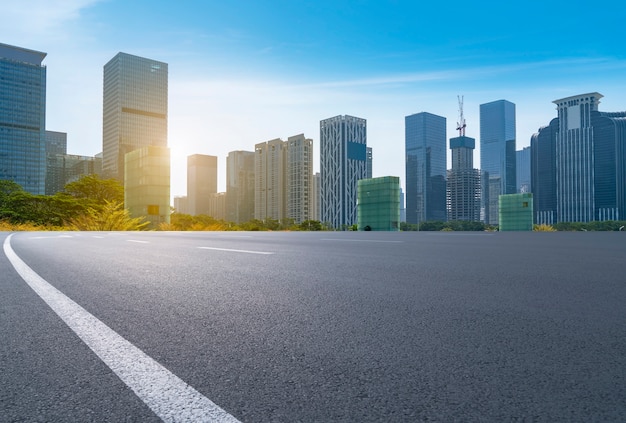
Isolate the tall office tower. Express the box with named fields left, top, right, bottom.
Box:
left=255, top=139, right=287, bottom=221
left=480, top=99, right=516, bottom=224
left=187, top=154, right=217, bottom=216
left=286, top=134, right=313, bottom=224
left=226, top=150, right=255, bottom=223
left=554, top=93, right=600, bottom=222
left=102, top=52, right=168, bottom=181
left=366, top=147, right=373, bottom=179
left=530, top=118, right=558, bottom=224
left=0, top=43, right=47, bottom=194
left=516, top=146, right=531, bottom=193
left=405, top=112, right=447, bottom=224
left=447, top=136, right=481, bottom=221
left=592, top=109, right=626, bottom=221
left=533, top=93, right=626, bottom=223
left=312, top=172, right=320, bottom=222
left=320, top=115, right=368, bottom=229
left=555, top=93, right=626, bottom=222
left=45, top=131, right=67, bottom=195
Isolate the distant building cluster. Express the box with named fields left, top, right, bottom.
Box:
left=2, top=41, right=626, bottom=230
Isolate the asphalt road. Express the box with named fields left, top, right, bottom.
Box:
left=1, top=231, right=625, bottom=422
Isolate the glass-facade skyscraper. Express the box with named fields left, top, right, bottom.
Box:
left=0, top=43, right=47, bottom=194
left=530, top=118, right=558, bottom=224
left=480, top=99, right=516, bottom=224
left=532, top=93, right=626, bottom=223
left=102, top=52, right=168, bottom=181
left=320, top=115, right=368, bottom=229
left=405, top=112, right=447, bottom=224
left=516, top=146, right=531, bottom=193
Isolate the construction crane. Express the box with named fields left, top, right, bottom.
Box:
left=456, top=95, right=466, bottom=137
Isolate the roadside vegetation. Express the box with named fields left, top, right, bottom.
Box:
left=2, top=177, right=626, bottom=231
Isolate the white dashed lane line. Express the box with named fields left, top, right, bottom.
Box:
left=3, top=234, right=241, bottom=423
left=198, top=247, right=274, bottom=255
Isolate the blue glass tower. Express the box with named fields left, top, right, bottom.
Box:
left=530, top=118, right=558, bottom=224
left=480, top=100, right=516, bottom=224
left=0, top=43, right=47, bottom=194
left=405, top=112, right=447, bottom=224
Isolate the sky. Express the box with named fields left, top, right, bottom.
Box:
left=2, top=0, right=625, bottom=197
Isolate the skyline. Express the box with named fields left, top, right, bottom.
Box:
left=2, top=0, right=625, bottom=197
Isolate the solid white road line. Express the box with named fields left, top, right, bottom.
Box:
left=3, top=234, right=240, bottom=423
left=127, top=239, right=149, bottom=244
left=198, top=247, right=274, bottom=255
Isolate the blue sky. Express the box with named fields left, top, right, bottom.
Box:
left=2, top=0, right=625, bottom=196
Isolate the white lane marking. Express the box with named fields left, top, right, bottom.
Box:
left=198, top=247, right=274, bottom=255
left=29, top=235, right=74, bottom=239
left=127, top=240, right=149, bottom=244
left=3, top=234, right=240, bottom=423
left=321, top=238, right=403, bottom=243
left=93, top=236, right=104, bottom=239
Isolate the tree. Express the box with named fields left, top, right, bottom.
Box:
left=68, top=200, right=148, bottom=231
left=63, top=175, right=124, bottom=206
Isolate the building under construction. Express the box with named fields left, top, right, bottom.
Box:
left=447, top=97, right=481, bottom=222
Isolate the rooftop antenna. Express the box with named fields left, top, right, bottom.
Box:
left=456, top=95, right=466, bottom=136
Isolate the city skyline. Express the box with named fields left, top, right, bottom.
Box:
left=2, top=1, right=625, bottom=198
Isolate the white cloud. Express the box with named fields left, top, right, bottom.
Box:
left=1, top=0, right=103, bottom=37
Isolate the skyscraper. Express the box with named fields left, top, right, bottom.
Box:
left=530, top=118, right=558, bottom=224
left=405, top=112, right=447, bottom=224
left=226, top=150, right=255, bottom=224
left=516, top=146, right=531, bottom=193
left=286, top=134, right=313, bottom=224
left=254, top=135, right=313, bottom=224
left=532, top=93, right=626, bottom=223
left=553, top=93, right=626, bottom=222
left=187, top=154, right=217, bottom=216
left=102, top=52, right=168, bottom=181
left=255, top=138, right=287, bottom=221
left=0, top=43, right=47, bottom=194
left=447, top=135, right=480, bottom=222
left=320, top=115, right=368, bottom=229
left=480, top=99, right=516, bottom=224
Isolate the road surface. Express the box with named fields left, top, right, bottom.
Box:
left=2, top=231, right=625, bottom=422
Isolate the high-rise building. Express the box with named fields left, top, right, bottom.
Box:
left=532, top=93, right=626, bottom=223
left=187, top=154, right=217, bottom=216
left=320, top=115, right=368, bottom=229
left=554, top=93, right=626, bottom=222
left=226, top=150, right=255, bottom=223
left=286, top=134, right=313, bottom=224
left=254, top=135, right=313, bottom=224
left=405, top=112, right=447, bottom=224
left=124, top=145, right=170, bottom=227
left=530, top=118, right=558, bottom=225
left=592, top=110, right=626, bottom=221
left=255, top=138, right=287, bottom=221
left=480, top=99, right=517, bottom=224
left=447, top=135, right=481, bottom=222
left=0, top=43, right=47, bottom=194
left=312, top=172, right=321, bottom=222
left=102, top=52, right=168, bottom=181
left=516, top=146, right=531, bottom=193
left=366, top=147, right=373, bottom=179
left=45, top=130, right=67, bottom=195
